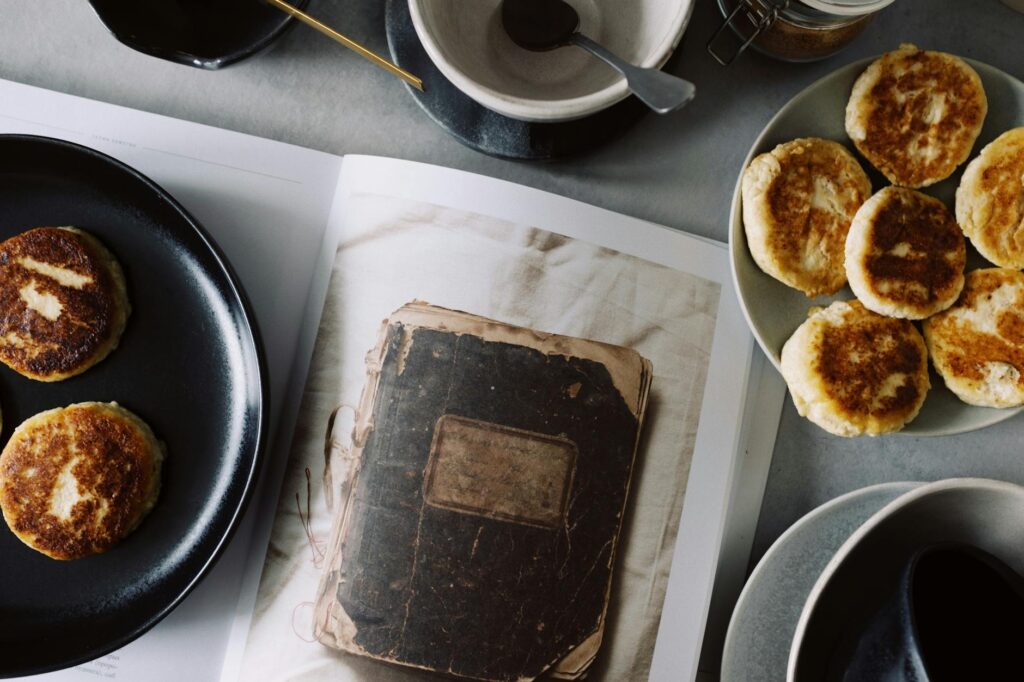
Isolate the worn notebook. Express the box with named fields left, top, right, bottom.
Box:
left=314, top=302, right=652, bottom=681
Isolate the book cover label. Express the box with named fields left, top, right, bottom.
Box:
left=424, top=414, right=577, bottom=530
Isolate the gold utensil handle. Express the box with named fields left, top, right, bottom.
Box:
left=266, top=0, right=424, bottom=91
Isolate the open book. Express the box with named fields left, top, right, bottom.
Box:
left=2, top=78, right=784, bottom=682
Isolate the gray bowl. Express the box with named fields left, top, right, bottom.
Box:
left=721, top=482, right=922, bottom=682
left=728, top=57, right=1024, bottom=436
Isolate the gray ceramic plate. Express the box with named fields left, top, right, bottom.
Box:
left=721, top=482, right=922, bottom=682
left=728, top=57, right=1024, bottom=436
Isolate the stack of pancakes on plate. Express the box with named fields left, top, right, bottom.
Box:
left=0, top=226, right=165, bottom=560
left=0, top=402, right=164, bottom=560
left=0, top=227, right=130, bottom=381
left=743, top=44, right=1024, bottom=436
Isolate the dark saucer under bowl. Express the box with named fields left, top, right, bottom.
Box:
left=88, top=0, right=310, bottom=69
left=385, top=0, right=656, bottom=161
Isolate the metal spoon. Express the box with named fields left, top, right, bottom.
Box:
left=501, top=0, right=695, bottom=113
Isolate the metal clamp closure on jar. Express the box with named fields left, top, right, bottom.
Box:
left=709, top=0, right=786, bottom=65
left=709, top=0, right=893, bottom=65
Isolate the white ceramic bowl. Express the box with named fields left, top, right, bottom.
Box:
left=787, top=478, right=1024, bottom=681
left=408, top=0, right=694, bottom=122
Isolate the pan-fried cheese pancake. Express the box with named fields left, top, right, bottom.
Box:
left=923, top=268, right=1024, bottom=408
left=0, top=227, right=130, bottom=381
left=956, top=127, right=1024, bottom=269
left=846, top=44, right=987, bottom=188
left=781, top=300, right=930, bottom=437
left=742, top=137, right=872, bottom=297
left=0, top=402, right=163, bottom=560
left=846, top=187, right=966, bottom=319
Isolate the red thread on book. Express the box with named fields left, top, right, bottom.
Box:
left=291, top=601, right=318, bottom=643
left=296, top=466, right=325, bottom=567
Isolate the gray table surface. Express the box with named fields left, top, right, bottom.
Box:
left=3, top=0, right=1024, bottom=669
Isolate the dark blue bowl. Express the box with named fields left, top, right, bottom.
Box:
left=88, top=0, right=311, bottom=69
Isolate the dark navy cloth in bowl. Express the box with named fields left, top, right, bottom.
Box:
left=837, top=543, right=1024, bottom=682
left=88, top=0, right=310, bottom=69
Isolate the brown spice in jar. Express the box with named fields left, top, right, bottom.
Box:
left=719, top=0, right=874, bottom=62
left=754, top=12, right=872, bottom=61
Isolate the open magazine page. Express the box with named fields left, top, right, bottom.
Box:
left=231, top=157, right=776, bottom=681
left=0, top=79, right=784, bottom=682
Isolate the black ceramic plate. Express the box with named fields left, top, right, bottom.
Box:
left=88, top=0, right=310, bottom=69
left=0, top=135, right=267, bottom=677
left=384, top=0, right=650, bottom=160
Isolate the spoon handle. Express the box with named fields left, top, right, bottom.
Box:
left=570, top=34, right=694, bottom=114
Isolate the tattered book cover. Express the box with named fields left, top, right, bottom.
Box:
left=314, top=302, right=653, bottom=681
